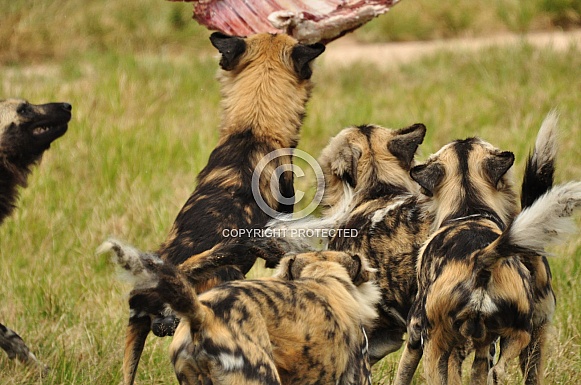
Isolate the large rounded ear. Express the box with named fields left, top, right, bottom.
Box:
left=410, top=162, right=444, bottom=197
left=347, top=254, right=372, bottom=286
left=274, top=255, right=295, bottom=280
left=484, top=151, right=514, bottom=187
left=389, top=123, right=427, bottom=170
left=210, top=32, right=247, bottom=71
left=291, top=43, right=325, bottom=80
left=331, top=143, right=362, bottom=188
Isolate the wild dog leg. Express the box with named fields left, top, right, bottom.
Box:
left=471, top=345, right=492, bottom=385
left=448, top=344, right=470, bottom=385
left=123, top=286, right=177, bottom=385
left=520, top=324, right=548, bottom=385
left=394, top=338, right=422, bottom=385
left=489, top=332, right=531, bottom=385
left=0, top=322, right=45, bottom=371
left=394, top=308, right=423, bottom=385
left=423, top=342, right=450, bottom=385
left=123, top=316, right=150, bottom=385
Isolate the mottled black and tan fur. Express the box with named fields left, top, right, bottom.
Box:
left=321, top=123, right=433, bottom=363
left=0, top=98, right=72, bottom=370
left=101, top=239, right=380, bottom=385
left=396, top=115, right=580, bottom=385
left=119, top=32, right=325, bottom=385
left=266, top=123, right=432, bottom=364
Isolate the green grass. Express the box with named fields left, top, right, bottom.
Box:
left=0, top=0, right=580, bottom=384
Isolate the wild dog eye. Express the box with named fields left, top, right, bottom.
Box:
left=16, top=104, right=28, bottom=114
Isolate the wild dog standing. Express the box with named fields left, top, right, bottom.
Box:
left=396, top=119, right=579, bottom=385
left=0, top=98, right=72, bottom=369
left=266, top=123, right=432, bottom=364
left=101, top=239, right=380, bottom=385
left=320, top=123, right=433, bottom=363
left=121, top=32, right=325, bottom=385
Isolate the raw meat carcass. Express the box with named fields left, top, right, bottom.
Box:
left=174, top=0, right=401, bottom=44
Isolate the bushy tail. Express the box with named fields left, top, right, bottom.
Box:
left=98, top=239, right=206, bottom=328
left=499, top=182, right=581, bottom=255
left=266, top=182, right=356, bottom=253
left=0, top=323, right=47, bottom=373
left=96, top=238, right=163, bottom=289
left=521, top=111, right=559, bottom=209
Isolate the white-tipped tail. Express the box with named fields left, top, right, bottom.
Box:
left=266, top=182, right=355, bottom=251
left=97, top=238, right=163, bottom=289
left=508, top=181, right=581, bottom=254
left=532, top=110, right=559, bottom=171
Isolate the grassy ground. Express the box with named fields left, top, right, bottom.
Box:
left=1, top=0, right=580, bottom=384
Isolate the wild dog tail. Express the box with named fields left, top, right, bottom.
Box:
left=521, top=111, right=559, bottom=210
left=98, top=239, right=206, bottom=329
left=0, top=322, right=47, bottom=372
left=489, top=182, right=581, bottom=258
left=97, top=238, right=163, bottom=289
left=266, top=182, right=356, bottom=255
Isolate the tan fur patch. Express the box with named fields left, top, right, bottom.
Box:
left=166, top=251, right=380, bottom=385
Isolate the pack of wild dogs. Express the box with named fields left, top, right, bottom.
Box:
left=1, top=32, right=580, bottom=385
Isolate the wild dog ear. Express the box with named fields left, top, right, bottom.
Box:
left=410, top=162, right=444, bottom=197
left=210, top=32, right=247, bottom=71
left=276, top=255, right=298, bottom=280
left=347, top=254, right=372, bottom=286
left=389, top=123, right=427, bottom=169
left=484, top=151, right=514, bottom=187
left=331, top=143, right=362, bottom=188
left=291, top=43, right=325, bottom=80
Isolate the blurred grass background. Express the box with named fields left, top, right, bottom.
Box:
left=0, top=0, right=580, bottom=384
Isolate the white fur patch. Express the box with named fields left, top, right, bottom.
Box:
left=353, top=281, right=382, bottom=329
left=267, top=182, right=356, bottom=251
left=532, top=110, right=559, bottom=169
left=97, top=238, right=163, bottom=289
left=509, top=181, right=581, bottom=254
left=370, top=198, right=407, bottom=229
left=218, top=352, right=245, bottom=371
left=470, top=288, right=498, bottom=315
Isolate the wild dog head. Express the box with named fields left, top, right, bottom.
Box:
left=0, top=99, right=71, bottom=163
left=211, top=32, right=325, bottom=149
left=274, top=250, right=380, bottom=331
left=0, top=98, right=72, bottom=223
left=410, top=137, right=519, bottom=231
left=318, top=123, right=426, bottom=212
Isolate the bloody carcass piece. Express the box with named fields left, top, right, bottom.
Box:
left=175, top=0, right=401, bottom=44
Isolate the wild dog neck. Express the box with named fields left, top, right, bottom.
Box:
left=217, top=68, right=311, bottom=149
left=429, top=169, right=518, bottom=231
left=0, top=165, right=29, bottom=224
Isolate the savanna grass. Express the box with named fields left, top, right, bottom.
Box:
left=1, top=1, right=580, bottom=384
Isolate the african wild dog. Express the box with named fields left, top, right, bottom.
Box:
left=118, top=32, right=325, bottom=384
left=396, top=116, right=580, bottom=385
left=100, top=239, right=380, bottom=385
left=394, top=113, right=559, bottom=385
left=266, top=123, right=432, bottom=364
left=320, top=123, right=432, bottom=363
left=0, top=98, right=72, bottom=369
